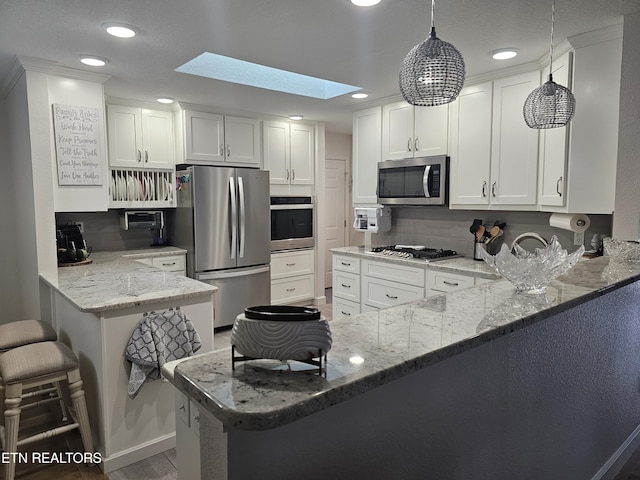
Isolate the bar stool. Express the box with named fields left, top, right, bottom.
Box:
left=0, top=320, right=67, bottom=423
left=0, top=341, right=95, bottom=480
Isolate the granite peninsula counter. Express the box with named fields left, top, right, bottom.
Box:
left=39, top=247, right=217, bottom=473
left=167, top=252, right=640, bottom=480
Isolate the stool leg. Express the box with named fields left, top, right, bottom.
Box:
left=54, top=381, right=69, bottom=422
left=4, top=386, right=23, bottom=480
left=67, top=369, right=94, bottom=461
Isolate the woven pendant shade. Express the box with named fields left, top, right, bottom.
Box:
left=523, top=75, right=576, bottom=128
left=399, top=1, right=465, bottom=107
left=523, top=0, right=576, bottom=128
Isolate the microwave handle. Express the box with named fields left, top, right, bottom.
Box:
left=422, top=165, right=431, bottom=198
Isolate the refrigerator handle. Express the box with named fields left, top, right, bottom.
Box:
left=229, top=177, right=237, bottom=260
left=238, top=176, right=246, bottom=258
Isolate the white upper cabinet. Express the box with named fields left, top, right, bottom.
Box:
left=382, top=100, right=448, bottom=161
left=352, top=106, right=382, bottom=206
left=449, top=81, right=493, bottom=206
left=263, top=121, right=314, bottom=185
left=538, top=51, right=572, bottom=208
left=489, top=70, right=540, bottom=207
left=107, top=105, right=174, bottom=170
left=179, top=110, right=261, bottom=167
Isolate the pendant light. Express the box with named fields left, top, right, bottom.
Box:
left=523, top=0, right=576, bottom=128
left=399, top=0, right=465, bottom=107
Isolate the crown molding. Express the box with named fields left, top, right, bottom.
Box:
left=568, top=22, right=623, bottom=49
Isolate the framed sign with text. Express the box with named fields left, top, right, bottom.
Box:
left=52, top=104, right=103, bottom=186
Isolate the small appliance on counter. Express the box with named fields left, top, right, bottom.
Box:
left=56, top=223, right=92, bottom=266
left=120, top=210, right=168, bottom=246
left=353, top=207, right=391, bottom=233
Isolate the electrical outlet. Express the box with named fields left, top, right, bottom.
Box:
left=574, top=231, right=584, bottom=246
left=76, top=222, right=84, bottom=234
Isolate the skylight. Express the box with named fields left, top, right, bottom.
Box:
left=175, top=52, right=362, bottom=100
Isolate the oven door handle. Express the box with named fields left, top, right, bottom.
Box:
left=270, top=204, right=313, bottom=210
left=422, top=165, right=432, bottom=198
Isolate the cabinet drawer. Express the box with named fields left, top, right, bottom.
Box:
left=361, top=276, right=424, bottom=309
left=271, top=249, right=314, bottom=279
left=362, top=259, right=425, bottom=287
left=426, top=270, right=474, bottom=293
left=334, top=271, right=360, bottom=303
left=152, top=255, right=186, bottom=273
left=333, top=255, right=360, bottom=274
left=271, top=274, right=315, bottom=305
left=333, top=298, right=360, bottom=320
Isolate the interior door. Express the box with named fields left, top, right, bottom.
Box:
left=324, top=159, right=347, bottom=287
left=236, top=168, right=271, bottom=267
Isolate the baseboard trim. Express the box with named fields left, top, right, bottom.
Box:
left=100, top=433, right=176, bottom=474
left=592, top=423, right=640, bottom=480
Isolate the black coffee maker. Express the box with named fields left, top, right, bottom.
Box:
left=56, top=224, right=91, bottom=264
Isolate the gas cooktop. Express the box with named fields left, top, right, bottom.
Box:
left=370, top=245, right=461, bottom=261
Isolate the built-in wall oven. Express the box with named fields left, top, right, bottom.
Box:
left=270, top=196, right=314, bottom=251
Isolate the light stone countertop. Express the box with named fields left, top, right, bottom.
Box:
left=330, top=245, right=501, bottom=280
left=168, top=252, right=640, bottom=432
left=39, top=247, right=216, bottom=313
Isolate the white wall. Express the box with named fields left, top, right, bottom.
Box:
left=613, top=11, right=640, bottom=240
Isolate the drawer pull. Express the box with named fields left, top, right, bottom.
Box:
left=385, top=293, right=398, bottom=299
left=340, top=261, right=351, bottom=266
left=341, top=283, right=351, bottom=288
left=286, top=263, right=296, bottom=266
left=286, top=287, right=296, bottom=292
left=341, top=311, right=351, bottom=316
left=443, top=281, right=459, bottom=286
left=162, top=262, right=176, bottom=266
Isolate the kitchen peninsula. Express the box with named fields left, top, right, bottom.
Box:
left=167, top=251, right=640, bottom=480
left=39, top=247, right=216, bottom=473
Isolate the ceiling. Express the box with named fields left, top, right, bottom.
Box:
left=1, top=0, right=638, bottom=134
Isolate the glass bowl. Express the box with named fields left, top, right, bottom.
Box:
left=603, top=238, right=640, bottom=264
left=478, top=235, right=584, bottom=294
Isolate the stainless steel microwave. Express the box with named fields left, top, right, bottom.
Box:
left=377, top=155, right=449, bottom=206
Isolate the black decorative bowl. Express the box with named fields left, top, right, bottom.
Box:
left=244, top=305, right=321, bottom=321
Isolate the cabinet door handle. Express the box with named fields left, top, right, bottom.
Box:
left=292, top=169, right=296, bottom=181
left=286, top=287, right=296, bottom=292
left=443, top=280, right=459, bottom=286
left=286, top=262, right=296, bottom=266
left=286, top=169, right=290, bottom=180
left=341, top=261, right=351, bottom=266
left=341, top=311, right=351, bottom=316
left=386, top=293, right=398, bottom=299
left=145, top=150, right=149, bottom=163
left=407, top=138, right=412, bottom=152
left=227, top=144, right=231, bottom=157
left=137, top=150, right=142, bottom=163
left=220, top=145, right=224, bottom=156
left=482, top=181, right=487, bottom=198
left=341, top=283, right=351, bottom=288
left=556, top=176, right=563, bottom=196
left=491, top=181, right=497, bottom=198
left=414, top=137, right=419, bottom=151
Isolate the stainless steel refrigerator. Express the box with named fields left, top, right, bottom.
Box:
left=169, top=165, right=271, bottom=328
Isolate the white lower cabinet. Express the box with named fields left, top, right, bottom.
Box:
left=175, top=391, right=201, bottom=480
left=426, top=270, right=484, bottom=297
left=132, top=253, right=186, bottom=275
left=332, top=255, right=361, bottom=319
left=271, top=249, right=315, bottom=305
left=361, top=259, right=424, bottom=311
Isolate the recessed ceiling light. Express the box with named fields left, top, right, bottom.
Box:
left=156, top=97, right=175, bottom=104
left=351, top=0, right=381, bottom=6
left=491, top=49, right=518, bottom=60
left=176, top=52, right=361, bottom=99
left=102, top=22, right=138, bottom=38
left=352, top=92, right=369, bottom=99
left=80, top=56, right=109, bottom=67
left=289, top=115, right=303, bottom=121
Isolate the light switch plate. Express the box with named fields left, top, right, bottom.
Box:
left=574, top=232, right=585, bottom=246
